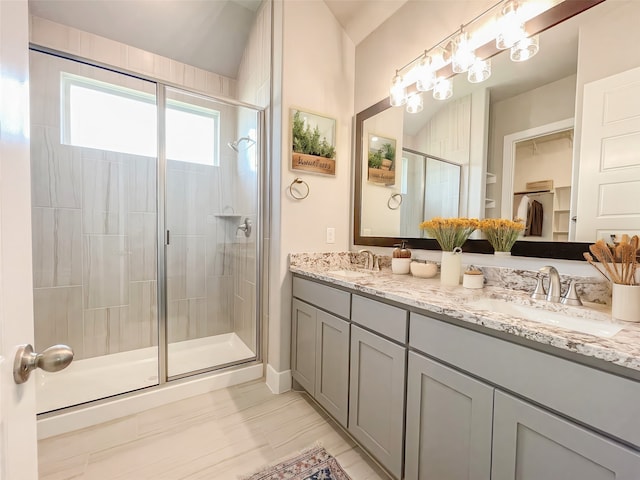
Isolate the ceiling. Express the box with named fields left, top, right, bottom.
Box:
left=28, top=0, right=262, bottom=78
left=324, top=0, right=407, bottom=45
left=28, top=0, right=405, bottom=79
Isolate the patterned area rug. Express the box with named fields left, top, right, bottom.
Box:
left=243, top=445, right=352, bottom=480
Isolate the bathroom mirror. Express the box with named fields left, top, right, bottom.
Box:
left=354, top=0, right=640, bottom=259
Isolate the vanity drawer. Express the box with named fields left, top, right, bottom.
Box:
left=292, top=276, right=350, bottom=319
left=352, top=294, right=407, bottom=343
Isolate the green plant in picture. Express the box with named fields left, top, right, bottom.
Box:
left=381, top=142, right=395, bottom=162
left=292, top=111, right=336, bottom=159
left=368, top=150, right=383, bottom=168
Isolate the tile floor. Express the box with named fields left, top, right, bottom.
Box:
left=38, top=380, right=391, bottom=479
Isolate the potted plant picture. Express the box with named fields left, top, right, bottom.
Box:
left=367, top=134, right=396, bottom=185
left=291, top=109, right=336, bottom=175
left=380, top=142, right=395, bottom=170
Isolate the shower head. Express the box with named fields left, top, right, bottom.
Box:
left=227, top=136, right=256, bottom=152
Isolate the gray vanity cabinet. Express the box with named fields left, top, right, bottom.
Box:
left=348, top=325, right=406, bottom=479
left=491, top=391, right=640, bottom=480
left=405, top=352, right=494, bottom=480
left=292, top=276, right=640, bottom=480
left=291, top=298, right=317, bottom=394
left=314, top=309, right=350, bottom=427
left=291, top=295, right=350, bottom=427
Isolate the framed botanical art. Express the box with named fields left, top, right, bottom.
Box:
left=367, top=134, right=396, bottom=185
left=291, top=108, right=336, bottom=175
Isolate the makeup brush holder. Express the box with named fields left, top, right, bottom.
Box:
left=612, top=284, right=640, bottom=322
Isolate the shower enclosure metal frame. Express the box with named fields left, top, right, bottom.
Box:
left=30, top=44, right=265, bottom=392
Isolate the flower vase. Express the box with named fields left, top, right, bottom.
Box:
left=440, top=247, right=462, bottom=286
left=612, top=284, right=640, bottom=322
left=494, top=251, right=511, bottom=256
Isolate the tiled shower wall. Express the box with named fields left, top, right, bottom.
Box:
left=233, top=0, right=271, bottom=353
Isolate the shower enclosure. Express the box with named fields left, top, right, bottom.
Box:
left=30, top=50, right=262, bottom=413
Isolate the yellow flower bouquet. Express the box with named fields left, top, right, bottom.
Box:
left=419, top=217, right=479, bottom=251
left=479, top=218, right=525, bottom=253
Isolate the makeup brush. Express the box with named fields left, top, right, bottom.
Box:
left=589, top=242, right=621, bottom=283
left=583, top=252, right=611, bottom=281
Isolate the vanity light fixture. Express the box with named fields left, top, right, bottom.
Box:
left=433, top=77, right=453, bottom=101
left=406, top=92, right=424, bottom=113
left=451, top=27, right=476, bottom=74
left=468, top=57, right=491, bottom=83
left=496, top=0, right=527, bottom=49
left=387, top=0, right=568, bottom=112
left=389, top=71, right=407, bottom=106
left=510, top=34, right=539, bottom=61
left=416, top=54, right=436, bottom=92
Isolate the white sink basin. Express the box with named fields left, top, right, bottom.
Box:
left=327, top=269, right=372, bottom=279
left=467, top=298, right=623, bottom=338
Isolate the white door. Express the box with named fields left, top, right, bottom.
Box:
left=575, top=66, right=640, bottom=241
left=0, top=0, right=39, bottom=479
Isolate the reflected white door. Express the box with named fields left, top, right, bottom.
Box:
left=575, top=66, right=640, bottom=241
left=0, top=0, right=38, bottom=478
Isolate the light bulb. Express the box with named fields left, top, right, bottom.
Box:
left=416, top=55, right=436, bottom=92
left=468, top=57, right=491, bottom=83
left=496, top=0, right=526, bottom=49
left=389, top=73, right=407, bottom=106
left=406, top=93, right=424, bottom=113
left=511, top=35, right=539, bottom=62
left=433, top=77, right=453, bottom=101
left=496, top=23, right=526, bottom=49
left=451, top=30, right=475, bottom=74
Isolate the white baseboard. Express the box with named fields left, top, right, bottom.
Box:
left=265, top=364, right=291, bottom=394
left=37, top=363, right=263, bottom=439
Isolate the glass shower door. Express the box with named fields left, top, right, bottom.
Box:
left=30, top=50, right=159, bottom=413
left=164, top=87, right=259, bottom=377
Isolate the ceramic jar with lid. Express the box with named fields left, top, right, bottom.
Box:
left=392, top=241, right=412, bottom=274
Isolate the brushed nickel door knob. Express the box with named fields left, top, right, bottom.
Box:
left=13, top=344, right=73, bottom=384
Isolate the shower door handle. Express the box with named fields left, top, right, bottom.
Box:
left=237, top=218, right=252, bottom=238
left=13, top=344, right=74, bottom=384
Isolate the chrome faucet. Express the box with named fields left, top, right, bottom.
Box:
left=539, top=265, right=562, bottom=303
left=358, top=249, right=379, bottom=271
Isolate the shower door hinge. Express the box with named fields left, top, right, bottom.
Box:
left=166, top=230, right=170, bottom=245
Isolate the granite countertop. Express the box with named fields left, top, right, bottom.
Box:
left=289, top=252, right=640, bottom=375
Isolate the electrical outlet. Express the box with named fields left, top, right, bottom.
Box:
left=326, top=227, right=335, bottom=244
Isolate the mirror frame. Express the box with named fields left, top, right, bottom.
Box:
left=353, top=0, right=605, bottom=261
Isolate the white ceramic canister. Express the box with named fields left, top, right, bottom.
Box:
left=463, top=271, right=484, bottom=289
left=611, top=283, right=640, bottom=322
left=392, top=257, right=412, bottom=274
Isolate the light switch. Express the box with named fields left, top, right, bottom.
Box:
left=326, top=227, right=335, bottom=244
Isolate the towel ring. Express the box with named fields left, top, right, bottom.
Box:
left=387, top=193, right=403, bottom=210
left=289, top=177, right=310, bottom=200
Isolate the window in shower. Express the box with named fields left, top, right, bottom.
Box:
left=62, top=73, right=221, bottom=165
left=166, top=101, right=220, bottom=166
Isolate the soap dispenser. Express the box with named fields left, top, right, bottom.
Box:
left=392, top=241, right=412, bottom=274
